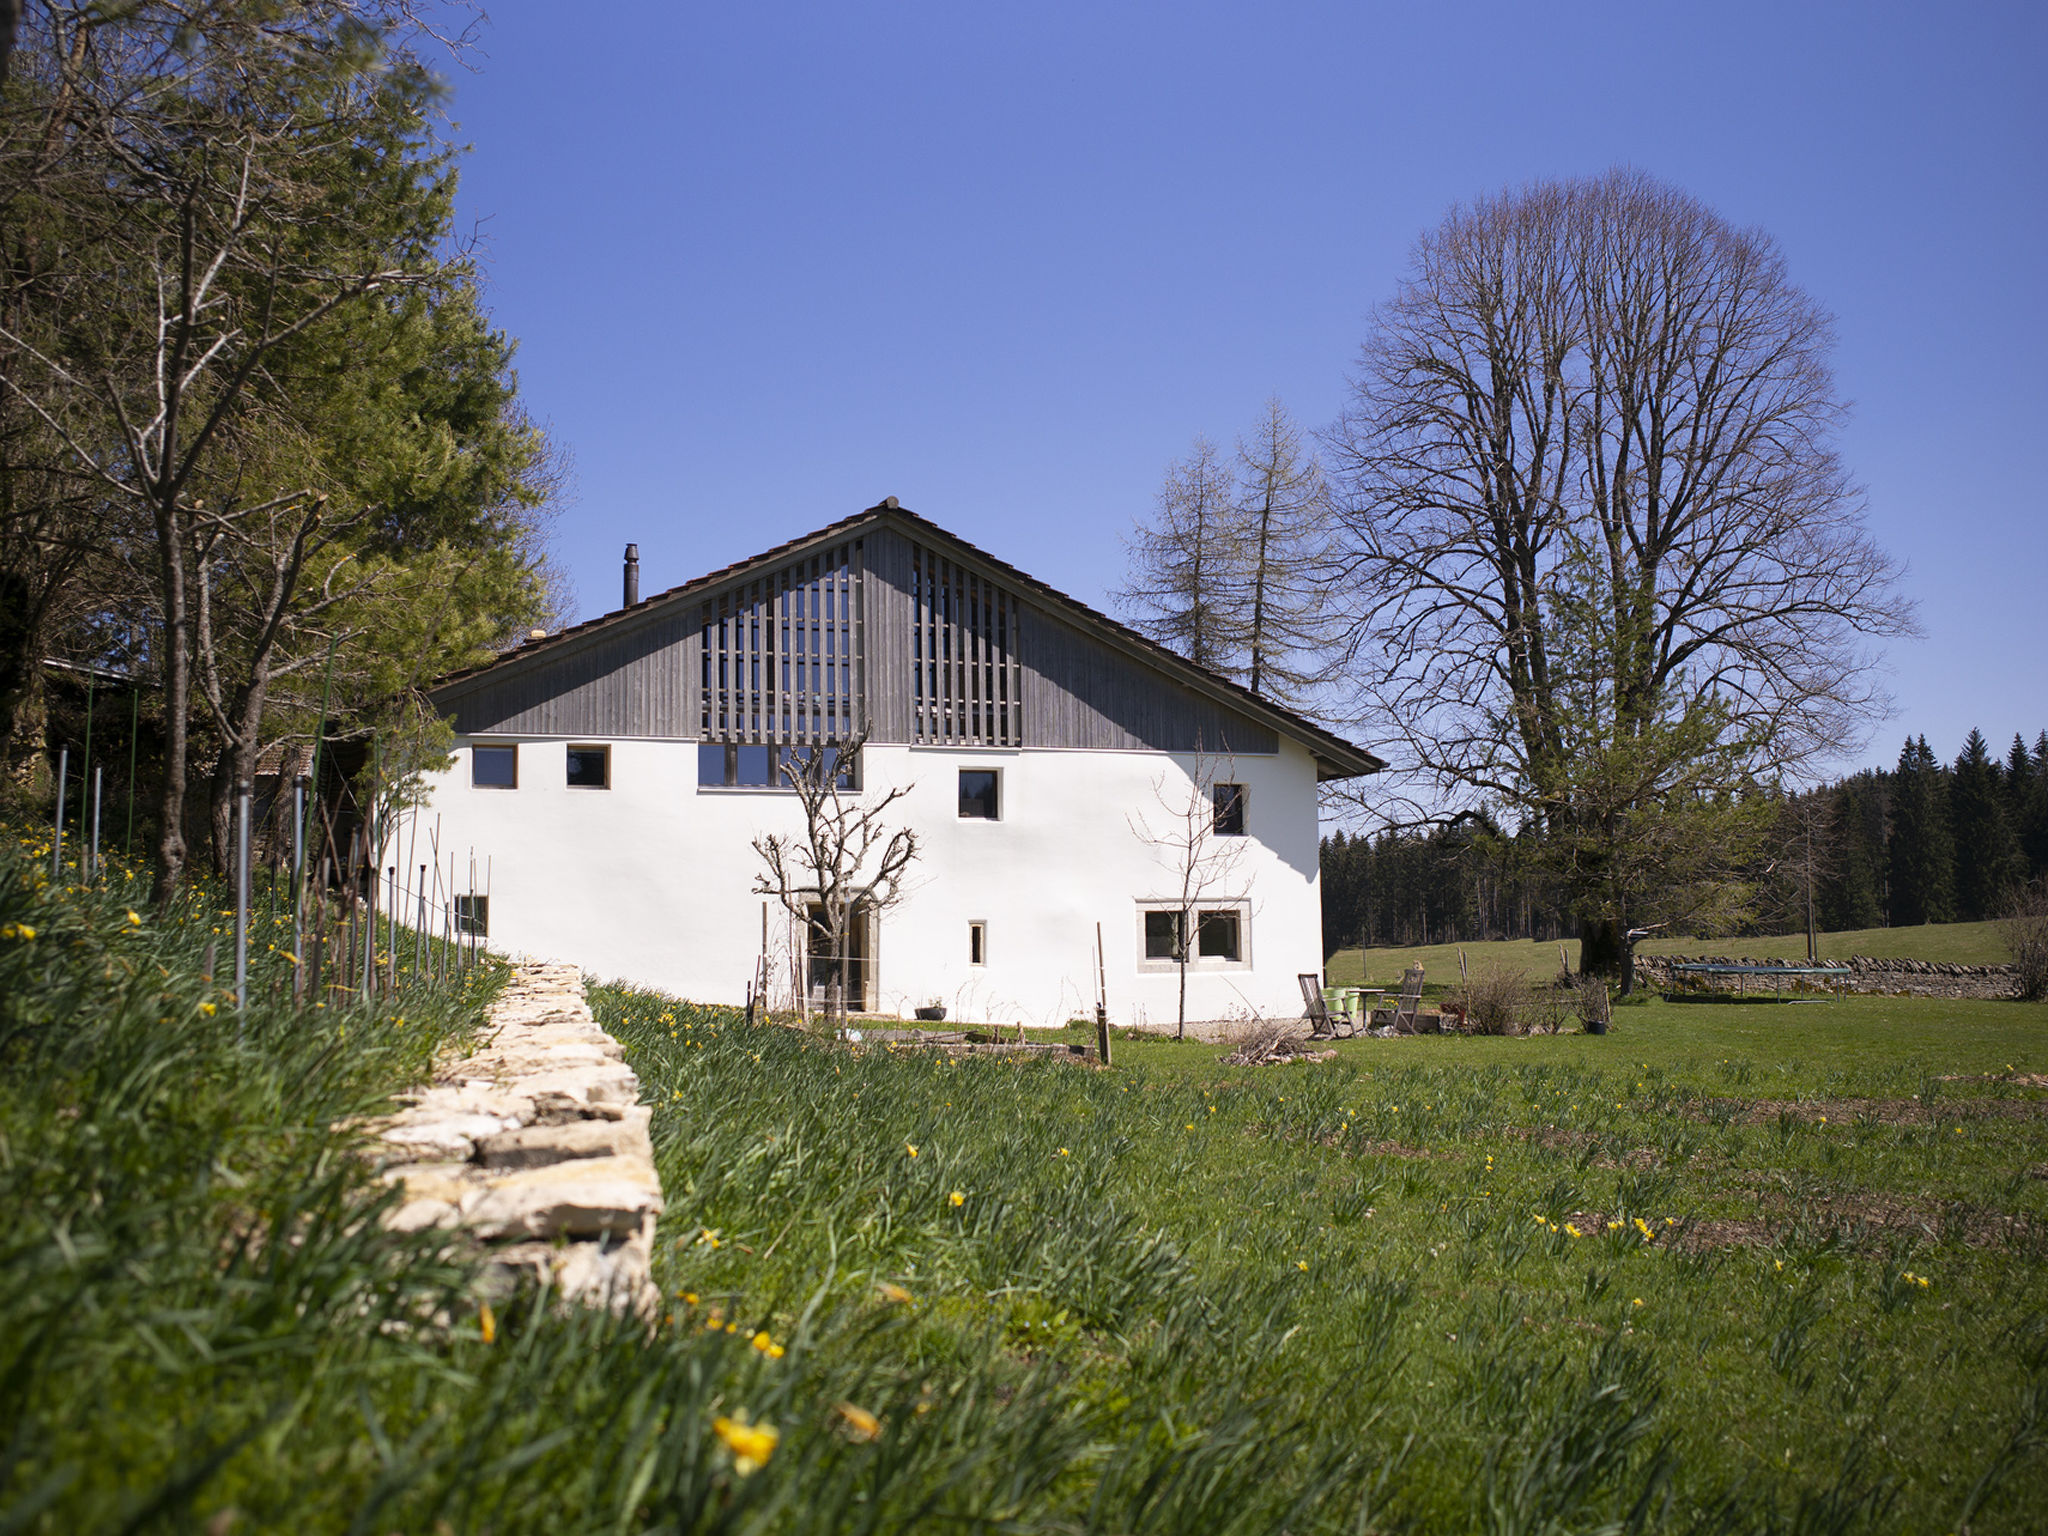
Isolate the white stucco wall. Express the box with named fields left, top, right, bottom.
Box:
left=391, top=736, right=1328, bottom=1030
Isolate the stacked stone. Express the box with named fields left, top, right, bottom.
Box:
left=365, top=961, right=664, bottom=1316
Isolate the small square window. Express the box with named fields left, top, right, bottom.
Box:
left=472, top=745, right=517, bottom=789
left=566, top=745, right=609, bottom=788
left=1197, top=909, right=1241, bottom=961
left=1212, top=783, right=1246, bottom=835
left=1144, top=909, right=1184, bottom=960
left=958, top=769, right=1000, bottom=820
left=969, top=920, right=987, bottom=966
left=454, top=895, right=488, bottom=937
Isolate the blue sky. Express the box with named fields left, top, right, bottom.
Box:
left=443, top=1, right=2046, bottom=782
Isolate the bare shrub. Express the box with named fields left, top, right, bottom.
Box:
left=1448, top=964, right=1531, bottom=1035
left=2005, top=880, right=2048, bottom=1002
left=1573, top=975, right=1614, bottom=1031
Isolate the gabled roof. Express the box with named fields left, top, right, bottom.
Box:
left=430, top=502, right=1382, bottom=781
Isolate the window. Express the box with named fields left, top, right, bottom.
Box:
left=454, top=895, right=488, bottom=937
left=472, top=745, right=517, bottom=789
left=968, top=921, right=987, bottom=966
left=1143, top=909, right=1184, bottom=961
left=1212, top=783, right=1246, bottom=836
left=958, top=769, right=1000, bottom=820
left=1197, top=909, right=1241, bottom=961
left=699, top=742, right=858, bottom=790
left=566, top=745, right=609, bottom=788
left=1139, top=904, right=1248, bottom=968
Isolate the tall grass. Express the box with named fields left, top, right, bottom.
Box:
left=3, top=829, right=2045, bottom=1531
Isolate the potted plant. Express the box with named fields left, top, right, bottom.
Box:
left=914, top=1000, right=947, bottom=1022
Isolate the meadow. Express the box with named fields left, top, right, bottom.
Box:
left=3, top=834, right=2046, bottom=1532
left=1329, top=919, right=2018, bottom=989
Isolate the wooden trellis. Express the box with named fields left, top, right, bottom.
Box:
left=910, top=542, right=1022, bottom=746
left=700, top=541, right=863, bottom=743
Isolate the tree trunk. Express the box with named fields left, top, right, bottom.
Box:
left=1579, top=916, right=1626, bottom=981
left=151, top=506, right=190, bottom=907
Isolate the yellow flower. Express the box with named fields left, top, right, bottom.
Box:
left=836, top=1402, right=882, bottom=1441
left=905, top=1144, right=918, bottom=1158
left=1632, top=1297, right=1644, bottom=1307
left=1056, top=1147, right=1069, bottom=1157
left=699, top=1228, right=721, bottom=1249
left=877, top=1281, right=912, bottom=1305
left=1, top=923, right=35, bottom=940
left=1606, top=1220, right=1622, bottom=1231
left=712, top=1414, right=779, bottom=1475
left=750, top=1330, right=785, bottom=1358
left=479, top=1302, right=497, bottom=1344
left=1774, top=1259, right=1784, bottom=1272
left=199, top=1002, right=217, bottom=1016
left=1296, top=1260, right=1308, bottom=1272
left=1185, top=1123, right=1195, bottom=1131
left=949, top=1190, right=965, bottom=1206
left=1565, top=1223, right=1583, bottom=1238
left=1208, top=1105, right=1216, bottom=1114
left=125, top=911, right=141, bottom=925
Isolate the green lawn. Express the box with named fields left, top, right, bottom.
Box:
left=8, top=834, right=2047, bottom=1533
left=1330, top=918, right=2017, bottom=989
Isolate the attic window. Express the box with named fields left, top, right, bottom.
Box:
left=566, top=745, right=609, bottom=788
left=472, top=745, right=517, bottom=789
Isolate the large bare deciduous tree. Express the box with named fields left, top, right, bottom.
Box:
left=1324, top=169, right=1913, bottom=978
left=1116, top=435, right=1244, bottom=675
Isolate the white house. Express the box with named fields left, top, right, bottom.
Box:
left=405, top=502, right=1379, bottom=1029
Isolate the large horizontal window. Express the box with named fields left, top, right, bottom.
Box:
left=1139, top=904, right=1248, bottom=969
left=699, top=742, right=857, bottom=790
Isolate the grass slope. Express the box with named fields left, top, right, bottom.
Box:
left=5, top=831, right=2046, bottom=1533
left=1330, top=919, right=2016, bottom=989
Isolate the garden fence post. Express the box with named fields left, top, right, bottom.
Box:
left=91, top=765, right=102, bottom=881
left=51, top=745, right=68, bottom=880
left=235, top=781, right=252, bottom=1019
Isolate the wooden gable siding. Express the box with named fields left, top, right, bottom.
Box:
left=440, top=611, right=697, bottom=738
left=862, top=527, right=1275, bottom=755
left=441, top=521, right=1275, bottom=757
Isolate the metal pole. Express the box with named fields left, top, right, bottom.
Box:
left=51, top=745, right=67, bottom=880
left=91, top=765, right=103, bottom=881
left=234, top=781, right=252, bottom=1017
left=386, top=864, right=398, bottom=993
left=415, top=864, right=426, bottom=978
left=125, top=688, right=140, bottom=855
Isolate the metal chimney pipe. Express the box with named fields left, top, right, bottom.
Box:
left=623, top=543, right=640, bottom=608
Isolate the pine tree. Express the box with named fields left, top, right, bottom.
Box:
left=1888, top=736, right=1954, bottom=926
left=1951, top=730, right=2023, bottom=920
left=1819, top=774, right=1887, bottom=930
left=2016, top=732, right=2048, bottom=885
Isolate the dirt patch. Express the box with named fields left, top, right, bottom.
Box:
left=1690, top=1096, right=2048, bottom=1127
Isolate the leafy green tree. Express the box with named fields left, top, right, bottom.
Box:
left=1887, top=736, right=1954, bottom=926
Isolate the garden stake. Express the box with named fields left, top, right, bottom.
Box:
left=90, top=766, right=102, bottom=881
left=386, top=865, right=398, bottom=993
left=291, top=777, right=306, bottom=993
left=234, top=781, right=252, bottom=1018
left=49, top=744, right=68, bottom=879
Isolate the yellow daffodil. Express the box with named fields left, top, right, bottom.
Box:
left=905, top=1144, right=918, bottom=1158
left=712, top=1414, right=779, bottom=1475
left=949, top=1190, right=965, bottom=1206
left=479, top=1302, right=497, bottom=1344
left=750, top=1330, right=785, bottom=1358
left=1296, top=1259, right=1308, bottom=1271
left=1056, top=1147, right=1069, bottom=1157
left=877, top=1281, right=912, bottom=1305
left=1565, top=1223, right=1583, bottom=1238
left=1632, top=1297, right=1644, bottom=1307
left=835, top=1402, right=882, bottom=1441
left=199, top=1001, right=217, bottom=1016
left=1, top=923, right=36, bottom=940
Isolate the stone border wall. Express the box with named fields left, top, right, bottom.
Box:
left=1633, top=953, right=2019, bottom=1001
left=364, top=961, right=664, bottom=1314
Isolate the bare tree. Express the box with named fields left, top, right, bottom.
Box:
left=1232, top=397, right=1334, bottom=709
left=1116, top=436, right=1246, bottom=676
left=1130, top=744, right=1249, bottom=1038
left=1323, top=169, right=1914, bottom=974
left=752, top=732, right=918, bottom=1027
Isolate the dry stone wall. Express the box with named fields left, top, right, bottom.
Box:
left=1633, top=953, right=2019, bottom=1001
left=363, top=961, right=663, bottom=1315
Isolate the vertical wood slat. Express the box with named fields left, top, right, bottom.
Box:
left=696, top=541, right=863, bottom=747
